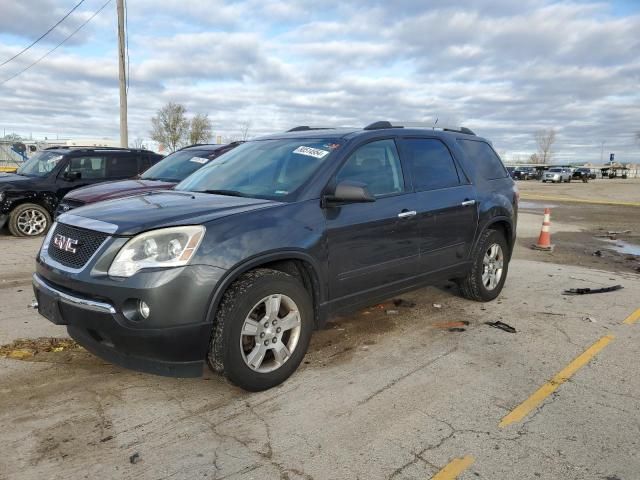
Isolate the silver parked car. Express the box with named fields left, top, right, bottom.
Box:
left=542, top=167, right=572, bottom=183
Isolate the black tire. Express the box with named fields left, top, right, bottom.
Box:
left=457, top=229, right=510, bottom=302
left=207, top=268, right=313, bottom=391
left=8, top=203, right=51, bottom=237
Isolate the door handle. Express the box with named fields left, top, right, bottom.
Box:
left=397, top=210, right=417, bottom=219
left=461, top=200, right=476, bottom=207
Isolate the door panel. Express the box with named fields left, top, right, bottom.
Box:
left=326, top=138, right=419, bottom=300
left=399, top=137, right=478, bottom=273
left=414, top=185, right=477, bottom=272
left=326, top=196, right=419, bottom=300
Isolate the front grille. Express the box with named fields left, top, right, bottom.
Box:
left=47, top=223, right=109, bottom=269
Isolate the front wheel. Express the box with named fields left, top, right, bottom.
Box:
left=457, top=229, right=510, bottom=302
left=8, top=203, right=51, bottom=237
left=207, top=269, right=313, bottom=391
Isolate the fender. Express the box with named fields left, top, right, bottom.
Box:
left=1, top=190, right=58, bottom=215
left=471, top=215, right=515, bottom=258
left=204, top=249, right=326, bottom=329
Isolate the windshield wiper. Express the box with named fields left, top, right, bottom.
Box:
left=196, top=189, right=248, bottom=197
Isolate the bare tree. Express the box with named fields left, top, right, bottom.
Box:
left=130, top=137, right=147, bottom=149
left=239, top=121, right=251, bottom=141
left=534, top=129, right=557, bottom=164
left=150, top=102, right=189, bottom=152
left=529, top=153, right=540, bottom=164
left=2, top=133, right=22, bottom=142
left=189, top=114, right=213, bottom=145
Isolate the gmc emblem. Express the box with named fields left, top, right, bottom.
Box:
left=53, top=234, right=78, bottom=254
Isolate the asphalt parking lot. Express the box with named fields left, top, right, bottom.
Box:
left=1, top=179, right=639, bottom=480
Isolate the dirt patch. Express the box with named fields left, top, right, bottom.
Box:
left=303, top=291, right=473, bottom=368
left=0, top=337, right=105, bottom=365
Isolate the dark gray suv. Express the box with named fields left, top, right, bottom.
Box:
left=33, top=122, right=518, bottom=391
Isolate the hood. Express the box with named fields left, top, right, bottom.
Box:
left=0, top=172, right=39, bottom=189
left=0, top=172, right=47, bottom=191
left=58, top=190, right=283, bottom=235
left=64, top=179, right=175, bottom=203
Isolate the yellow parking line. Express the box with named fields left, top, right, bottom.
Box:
left=431, top=456, right=475, bottom=480
left=499, top=335, right=614, bottom=427
left=520, top=193, right=640, bottom=207
left=623, top=308, right=640, bottom=325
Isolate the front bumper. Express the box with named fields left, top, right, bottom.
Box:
left=33, top=260, right=225, bottom=377
left=0, top=214, right=7, bottom=230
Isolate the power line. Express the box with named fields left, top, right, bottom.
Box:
left=0, top=0, right=112, bottom=86
left=0, top=0, right=87, bottom=68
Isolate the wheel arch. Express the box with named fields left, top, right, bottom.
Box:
left=475, top=216, right=514, bottom=258
left=206, top=251, right=326, bottom=331
left=5, top=191, right=58, bottom=215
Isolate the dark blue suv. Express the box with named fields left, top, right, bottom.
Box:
left=33, top=122, right=518, bottom=391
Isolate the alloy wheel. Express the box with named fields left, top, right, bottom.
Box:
left=240, top=294, right=302, bottom=373
left=16, top=209, right=48, bottom=236
left=482, top=243, right=504, bottom=291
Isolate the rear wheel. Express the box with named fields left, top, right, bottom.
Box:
left=457, top=229, right=510, bottom=302
left=207, top=268, right=313, bottom=391
left=8, top=203, right=51, bottom=237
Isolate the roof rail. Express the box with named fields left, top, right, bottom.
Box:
left=363, top=121, right=404, bottom=130
left=286, top=126, right=333, bottom=132
left=443, top=127, right=476, bottom=136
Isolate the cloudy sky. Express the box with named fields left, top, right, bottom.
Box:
left=0, top=0, right=639, bottom=163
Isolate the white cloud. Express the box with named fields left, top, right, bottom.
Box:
left=0, top=0, right=638, bottom=162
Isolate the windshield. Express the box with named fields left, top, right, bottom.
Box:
left=16, top=151, right=65, bottom=177
left=549, top=168, right=562, bottom=172
left=177, top=138, right=342, bottom=200
left=141, top=148, right=221, bottom=182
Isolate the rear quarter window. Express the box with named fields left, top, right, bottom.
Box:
left=457, top=139, right=508, bottom=181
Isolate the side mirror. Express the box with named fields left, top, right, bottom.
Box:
left=64, top=171, right=81, bottom=181
left=323, top=180, right=375, bottom=206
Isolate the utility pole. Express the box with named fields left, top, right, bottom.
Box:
left=116, top=0, right=128, bottom=147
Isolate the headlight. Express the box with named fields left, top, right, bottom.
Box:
left=108, top=226, right=205, bottom=278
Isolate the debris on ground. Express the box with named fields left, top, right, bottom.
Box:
left=593, top=250, right=603, bottom=257
left=485, top=321, right=517, bottom=333
left=583, top=316, right=597, bottom=323
left=0, top=337, right=79, bottom=359
left=563, top=285, right=623, bottom=295
left=393, top=298, right=416, bottom=308
left=385, top=309, right=399, bottom=315
left=129, top=452, right=141, bottom=464
left=448, top=327, right=466, bottom=332
left=433, top=321, right=470, bottom=329
left=6, top=349, right=34, bottom=360
left=433, top=303, right=442, bottom=309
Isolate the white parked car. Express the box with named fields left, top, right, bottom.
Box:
left=542, top=167, right=572, bottom=183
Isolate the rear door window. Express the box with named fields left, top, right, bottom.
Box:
left=106, top=155, right=139, bottom=178
left=457, top=139, right=508, bottom=180
left=401, top=138, right=460, bottom=191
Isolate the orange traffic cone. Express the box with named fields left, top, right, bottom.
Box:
left=532, top=208, right=554, bottom=251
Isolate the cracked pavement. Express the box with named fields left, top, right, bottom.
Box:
left=1, top=195, right=640, bottom=479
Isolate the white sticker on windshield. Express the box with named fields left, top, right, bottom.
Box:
left=293, top=146, right=329, bottom=159
left=190, top=156, right=209, bottom=164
